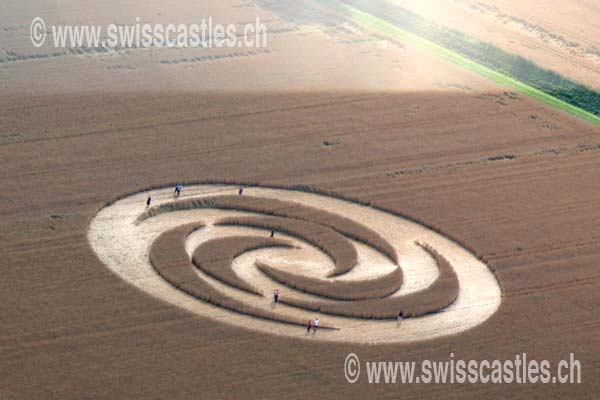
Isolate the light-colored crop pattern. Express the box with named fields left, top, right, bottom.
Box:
left=89, top=183, right=501, bottom=343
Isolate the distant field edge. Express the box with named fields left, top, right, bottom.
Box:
left=344, top=3, right=600, bottom=126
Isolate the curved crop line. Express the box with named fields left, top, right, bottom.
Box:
left=277, top=242, right=459, bottom=319
left=149, top=223, right=334, bottom=329
left=147, top=204, right=445, bottom=322
left=91, top=179, right=494, bottom=278
left=95, top=180, right=500, bottom=300
left=256, top=260, right=403, bottom=301
left=215, top=216, right=358, bottom=277
left=90, top=182, right=504, bottom=342
left=138, top=195, right=399, bottom=265
left=191, top=235, right=294, bottom=296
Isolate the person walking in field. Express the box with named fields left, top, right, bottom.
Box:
left=307, top=319, right=312, bottom=333
left=175, top=184, right=182, bottom=197
left=273, top=288, right=280, bottom=303
left=270, top=229, right=275, bottom=238
left=397, top=311, right=404, bottom=326
left=239, top=187, right=244, bottom=196
left=146, top=196, right=151, bottom=207
left=313, top=317, right=319, bottom=332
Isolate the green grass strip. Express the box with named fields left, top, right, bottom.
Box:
left=345, top=4, right=600, bottom=126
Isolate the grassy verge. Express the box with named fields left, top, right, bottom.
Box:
left=345, top=4, right=600, bottom=126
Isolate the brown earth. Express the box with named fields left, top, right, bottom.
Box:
left=1, top=90, right=600, bottom=399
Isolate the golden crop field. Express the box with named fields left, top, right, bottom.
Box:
left=2, top=1, right=600, bottom=398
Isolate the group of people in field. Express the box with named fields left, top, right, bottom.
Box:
left=145, top=184, right=242, bottom=207
left=306, top=317, right=319, bottom=333
left=272, top=289, right=320, bottom=333
left=273, top=287, right=405, bottom=334
left=274, top=286, right=405, bottom=334
left=145, top=185, right=406, bottom=334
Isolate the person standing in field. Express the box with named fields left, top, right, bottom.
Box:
left=313, top=317, right=319, bottom=332
left=175, top=184, right=182, bottom=197
left=273, top=288, right=280, bottom=303
left=397, top=311, right=403, bottom=326
left=146, top=196, right=151, bottom=207
left=307, top=319, right=312, bottom=333
left=270, top=229, right=275, bottom=238
left=239, top=187, right=244, bottom=196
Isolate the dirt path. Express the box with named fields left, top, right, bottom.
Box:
left=88, top=184, right=501, bottom=343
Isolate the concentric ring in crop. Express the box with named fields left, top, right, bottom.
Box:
left=88, top=184, right=501, bottom=343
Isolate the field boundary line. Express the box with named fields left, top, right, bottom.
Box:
left=344, top=3, right=600, bottom=126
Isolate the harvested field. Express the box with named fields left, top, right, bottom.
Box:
left=387, top=0, right=600, bottom=91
